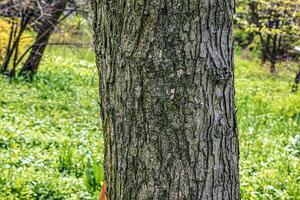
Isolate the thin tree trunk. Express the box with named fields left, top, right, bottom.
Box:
left=93, top=0, right=240, bottom=199
left=270, top=62, right=276, bottom=74
left=19, top=30, right=52, bottom=77
left=1, top=17, right=28, bottom=73
left=19, top=0, right=68, bottom=77
left=259, top=33, right=269, bottom=65
left=292, top=69, right=300, bottom=92
left=1, top=20, right=15, bottom=72
left=270, top=35, right=278, bottom=74
left=247, top=1, right=258, bottom=46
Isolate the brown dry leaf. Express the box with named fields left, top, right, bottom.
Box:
left=99, top=183, right=107, bottom=200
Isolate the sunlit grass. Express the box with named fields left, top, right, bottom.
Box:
left=0, top=47, right=103, bottom=199
left=235, top=53, right=300, bottom=199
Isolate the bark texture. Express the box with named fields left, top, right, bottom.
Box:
left=93, top=0, right=239, bottom=199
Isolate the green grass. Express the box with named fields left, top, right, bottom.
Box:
left=0, top=47, right=299, bottom=199
left=236, top=51, right=300, bottom=199
left=0, top=47, right=103, bottom=199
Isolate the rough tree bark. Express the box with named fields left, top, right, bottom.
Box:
left=93, top=0, right=240, bottom=199
left=19, top=0, right=68, bottom=77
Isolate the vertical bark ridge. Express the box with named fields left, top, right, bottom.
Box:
left=93, top=0, right=239, bottom=199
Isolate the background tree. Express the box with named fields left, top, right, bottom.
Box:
left=292, top=69, right=300, bottom=92
left=0, top=0, right=36, bottom=75
left=236, top=0, right=300, bottom=73
left=93, top=0, right=240, bottom=199
left=19, top=0, right=68, bottom=78
left=0, top=0, right=80, bottom=78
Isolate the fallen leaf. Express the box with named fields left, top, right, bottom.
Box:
left=99, top=183, right=107, bottom=200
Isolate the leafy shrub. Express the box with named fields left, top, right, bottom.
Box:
left=84, top=158, right=104, bottom=192
left=234, top=28, right=252, bottom=48
left=0, top=18, right=33, bottom=62
left=235, top=0, right=300, bottom=71
left=287, top=135, right=300, bottom=156
left=58, top=140, right=75, bottom=174
left=50, top=16, right=92, bottom=45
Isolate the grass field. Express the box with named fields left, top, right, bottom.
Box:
left=0, top=47, right=299, bottom=199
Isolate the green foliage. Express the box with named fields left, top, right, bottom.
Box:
left=50, top=16, right=92, bottom=45
left=84, top=158, right=104, bottom=192
left=235, top=0, right=300, bottom=64
left=0, top=47, right=103, bottom=199
left=58, top=140, right=75, bottom=174
left=287, top=135, right=300, bottom=156
left=0, top=47, right=299, bottom=199
left=0, top=18, right=33, bottom=63
left=234, top=28, right=252, bottom=48
left=236, top=0, right=299, bottom=36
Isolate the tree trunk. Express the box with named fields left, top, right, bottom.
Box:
left=292, top=69, right=300, bottom=92
left=247, top=1, right=258, bottom=46
left=270, top=62, right=276, bottom=74
left=1, top=17, right=29, bottom=74
left=93, top=0, right=240, bottom=199
left=19, top=30, right=52, bottom=77
left=269, top=34, right=278, bottom=74
left=19, top=0, right=67, bottom=77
